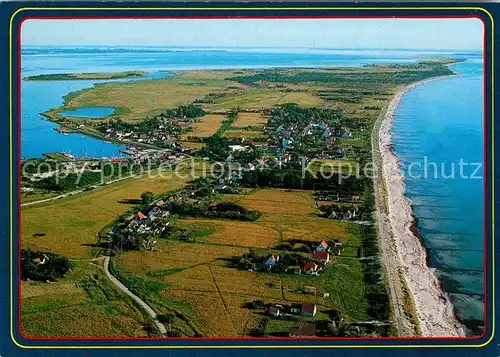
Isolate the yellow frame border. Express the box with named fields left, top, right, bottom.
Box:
left=9, top=6, right=495, bottom=349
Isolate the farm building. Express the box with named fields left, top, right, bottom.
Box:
left=315, top=240, right=328, bottom=252
left=300, top=303, right=317, bottom=317
left=303, top=286, right=317, bottom=295
left=268, top=307, right=280, bottom=317
left=155, top=199, right=165, bottom=207
left=134, top=212, right=147, bottom=220
left=264, top=254, right=280, bottom=266
left=333, top=242, right=343, bottom=255
left=312, top=251, right=330, bottom=263
left=301, top=262, right=319, bottom=275
left=289, top=323, right=316, bottom=337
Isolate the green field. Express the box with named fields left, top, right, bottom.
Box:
left=21, top=262, right=159, bottom=337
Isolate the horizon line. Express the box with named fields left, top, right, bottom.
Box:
left=20, top=45, right=483, bottom=52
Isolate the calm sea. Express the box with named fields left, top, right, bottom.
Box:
left=392, top=58, right=484, bottom=333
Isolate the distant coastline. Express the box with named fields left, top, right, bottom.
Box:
left=23, top=70, right=148, bottom=81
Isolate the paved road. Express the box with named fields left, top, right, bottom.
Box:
left=21, top=160, right=182, bottom=208
left=103, top=256, right=168, bottom=336
left=371, top=105, right=411, bottom=337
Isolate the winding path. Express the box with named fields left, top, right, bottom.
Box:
left=102, top=256, right=168, bottom=336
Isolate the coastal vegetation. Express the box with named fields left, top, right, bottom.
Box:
left=23, top=71, right=148, bottom=81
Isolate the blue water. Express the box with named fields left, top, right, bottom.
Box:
left=392, top=60, right=484, bottom=331
left=60, top=107, right=116, bottom=118
left=21, top=46, right=465, bottom=158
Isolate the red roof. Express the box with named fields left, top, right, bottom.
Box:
left=301, top=303, right=316, bottom=314
left=302, top=263, right=318, bottom=271
left=312, top=251, right=329, bottom=260
left=319, top=240, right=328, bottom=249
left=135, top=212, right=146, bottom=220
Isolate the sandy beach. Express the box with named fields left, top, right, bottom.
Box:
left=378, top=76, right=465, bottom=337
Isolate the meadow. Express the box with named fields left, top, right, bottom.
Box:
left=21, top=262, right=158, bottom=337
left=111, top=188, right=366, bottom=336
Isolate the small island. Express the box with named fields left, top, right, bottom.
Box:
left=23, top=70, right=148, bottom=81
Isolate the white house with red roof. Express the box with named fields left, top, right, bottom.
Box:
left=301, top=262, right=319, bottom=275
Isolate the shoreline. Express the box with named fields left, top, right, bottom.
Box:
left=378, top=74, right=465, bottom=336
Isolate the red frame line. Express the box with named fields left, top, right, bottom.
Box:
left=14, top=14, right=489, bottom=343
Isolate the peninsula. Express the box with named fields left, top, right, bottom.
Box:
left=23, top=70, right=148, bottom=81
left=21, top=59, right=465, bottom=338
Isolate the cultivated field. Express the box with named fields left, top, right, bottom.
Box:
left=111, top=188, right=365, bottom=337
left=228, top=189, right=356, bottom=244
left=180, top=114, right=227, bottom=139
left=178, top=219, right=279, bottom=248
left=232, top=112, right=268, bottom=128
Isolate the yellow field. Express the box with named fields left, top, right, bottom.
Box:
left=308, top=159, right=360, bottom=174
left=21, top=171, right=190, bottom=259
left=228, top=189, right=356, bottom=244
left=230, top=189, right=316, bottom=215
left=180, top=114, right=226, bottom=139
left=232, top=112, right=268, bottom=128
left=178, top=219, right=279, bottom=248
left=117, top=240, right=289, bottom=336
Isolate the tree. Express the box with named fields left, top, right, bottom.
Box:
left=141, top=191, right=154, bottom=205
left=21, top=249, right=70, bottom=282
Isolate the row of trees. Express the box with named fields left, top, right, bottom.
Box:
left=240, top=166, right=367, bottom=193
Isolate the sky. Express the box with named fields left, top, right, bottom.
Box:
left=21, top=18, right=484, bottom=51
